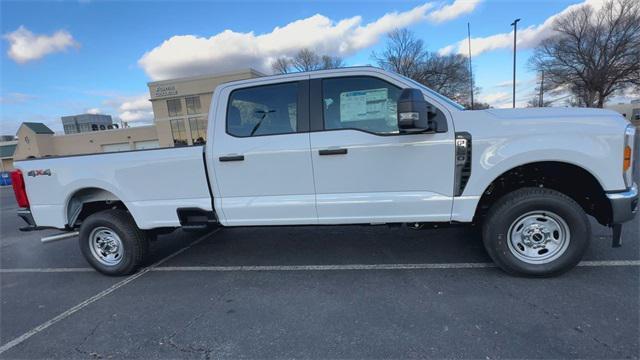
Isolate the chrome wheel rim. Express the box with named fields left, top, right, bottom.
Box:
left=89, top=227, right=124, bottom=266
left=507, top=211, right=570, bottom=264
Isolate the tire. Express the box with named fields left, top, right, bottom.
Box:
left=482, top=187, right=590, bottom=277
left=79, top=209, right=149, bottom=276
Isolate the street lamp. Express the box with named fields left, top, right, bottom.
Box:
left=468, top=22, right=474, bottom=109
left=511, top=18, right=521, bottom=108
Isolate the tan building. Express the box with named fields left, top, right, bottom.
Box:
left=148, top=69, right=264, bottom=147
left=0, top=139, right=17, bottom=171
left=606, top=100, right=640, bottom=126
left=11, top=69, right=264, bottom=162
left=13, top=122, right=159, bottom=160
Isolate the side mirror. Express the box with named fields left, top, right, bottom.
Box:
left=397, top=88, right=437, bottom=134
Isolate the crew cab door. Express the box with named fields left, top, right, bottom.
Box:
left=308, top=72, right=455, bottom=224
left=210, top=75, right=317, bottom=225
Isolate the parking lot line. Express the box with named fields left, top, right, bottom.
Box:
left=0, top=267, right=94, bottom=273
left=151, top=259, right=640, bottom=271
left=2, top=260, right=638, bottom=274
left=0, top=229, right=220, bottom=355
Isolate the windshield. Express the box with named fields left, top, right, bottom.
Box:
left=401, top=76, right=466, bottom=111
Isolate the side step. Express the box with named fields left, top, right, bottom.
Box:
left=41, top=231, right=79, bottom=243
left=177, top=208, right=218, bottom=231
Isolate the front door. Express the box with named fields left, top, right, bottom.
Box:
left=309, top=74, right=455, bottom=224
left=211, top=78, right=317, bottom=226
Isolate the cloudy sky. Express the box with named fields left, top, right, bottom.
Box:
left=0, top=0, right=632, bottom=134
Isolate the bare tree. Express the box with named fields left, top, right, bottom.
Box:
left=373, top=29, right=474, bottom=104
left=321, top=55, right=343, bottom=70
left=271, top=49, right=343, bottom=74
left=530, top=0, right=640, bottom=108
left=271, top=57, right=291, bottom=74
left=372, top=29, right=427, bottom=79
left=291, top=49, right=321, bottom=72
left=464, top=101, right=491, bottom=110
left=526, top=96, right=552, bottom=108
left=420, top=54, right=472, bottom=103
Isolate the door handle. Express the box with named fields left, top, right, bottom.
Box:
left=319, top=148, right=348, bottom=156
left=219, top=155, right=245, bottom=162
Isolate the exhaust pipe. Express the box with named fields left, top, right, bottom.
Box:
left=41, top=231, right=79, bottom=244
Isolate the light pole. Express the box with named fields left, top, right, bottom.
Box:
left=467, top=22, right=474, bottom=109
left=511, top=18, right=521, bottom=108
left=538, top=70, right=544, bottom=107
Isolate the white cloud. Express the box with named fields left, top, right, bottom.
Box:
left=139, top=1, right=481, bottom=80
left=427, top=0, right=482, bottom=23
left=478, top=92, right=529, bottom=108
left=478, top=91, right=511, bottom=105
left=3, top=26, right=79, bottom=64
left=479, top=77, right=539, bottom=107
left=0, top=92, right=36, bottom=104
left=439, top=0, right=605, bottom=57
left=85, top=107, right=101, bottom=114
left=115, top=95, right=153, bottom=123
left=606, top=87, right=640, bottom=105
left=494, top=80, right=516, bottom=88
left=100, top=93, right=153, bottom=124
left=492, top=77, right=537, bottom=89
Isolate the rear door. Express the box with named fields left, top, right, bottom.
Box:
left=210, top=75, right=317, bottom=226
left=308, top=72, right=455, bottom=224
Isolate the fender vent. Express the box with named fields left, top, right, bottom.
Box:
left=454, top=132, right=472, bottom=196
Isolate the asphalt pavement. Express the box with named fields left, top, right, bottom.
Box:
left=0, top=146, right=639, bottom=359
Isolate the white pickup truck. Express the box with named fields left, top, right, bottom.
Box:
left=11, top=67, right=638, bottom=277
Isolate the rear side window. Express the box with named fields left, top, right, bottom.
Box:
left=322, top=77, right=401, bottom=134
left=227, top=82, right=298, bottom=137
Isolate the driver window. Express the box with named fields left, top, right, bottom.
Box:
left=322, top=77, right=401, bottom=134
left=227, top=82, right=298, bottom=137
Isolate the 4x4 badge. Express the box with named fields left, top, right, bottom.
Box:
left=27, top=169, right=52, bottom=177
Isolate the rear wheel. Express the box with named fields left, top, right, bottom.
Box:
left=79, top=209, right=149, bottom=276
left=482, top=187, right=590, bottom=276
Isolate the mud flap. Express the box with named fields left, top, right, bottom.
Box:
left=611, top=224, right=622, bottom=248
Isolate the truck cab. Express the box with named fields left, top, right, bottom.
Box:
left=208, top=69, right=457, bottom=226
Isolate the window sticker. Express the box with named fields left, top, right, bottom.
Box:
left=339, top=88, right=389, bottom=122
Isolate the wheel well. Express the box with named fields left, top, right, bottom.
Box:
left=475, top=162, right=612, bottom=226
left=66, top=188, right=129, bottom=228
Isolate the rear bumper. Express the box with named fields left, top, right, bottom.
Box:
left=17, top=208, right=36, bottom=228
left=16, top=208, right=50, bottom=232
left=17, top=208, right=68, bottom=232
left=606, top=183, right=638, bottom=224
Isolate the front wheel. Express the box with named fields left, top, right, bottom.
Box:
left=482, top=188, right=591, bottom=277
left=79, top=209, right=149, bottom=276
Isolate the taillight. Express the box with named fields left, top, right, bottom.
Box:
left=623, top=125, right=636, bottom=187
left=10, top=170, right=30, bottom=208
left=623, top=145, right=632, bottom=171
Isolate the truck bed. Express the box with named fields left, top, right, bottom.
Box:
left=15, top=146, right=212, bottom=229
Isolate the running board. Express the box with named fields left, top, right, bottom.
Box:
left=177, top=208, right=218, bottom=231
left=41, top=231, right=79, bottom=244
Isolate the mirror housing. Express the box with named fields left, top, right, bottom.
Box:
left=397, top=88, right=437, bottom=134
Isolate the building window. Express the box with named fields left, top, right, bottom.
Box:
left=79, top=123, right=92, bottom=132
left=186, top=96, right=202, bottom=115
left=167, top=99, right=183, bottom=117
left=63, top=124, right=77, bottom=134
left=189, top=116, right=207, bottom=145
left=170, top=119, right=188, bottom=146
